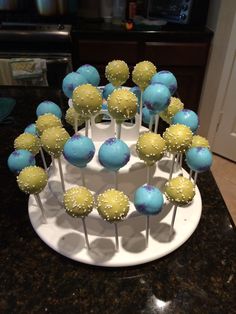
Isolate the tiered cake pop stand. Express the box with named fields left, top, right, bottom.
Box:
left=28, top=121, right=202, bottom=267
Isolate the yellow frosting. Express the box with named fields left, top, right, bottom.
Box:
left=159, top=97, right=184, bottom=124
left=191, top=135, right=210, bottom=149
left=105, top=60, right=129, bottom=87
left=163, top=124, right=193, bottom=153
left=41, top=127, right=70, bottom=158
left=14, top=133, right=40, bottom=156
left=36, top=113, right=62, bottom=136
left=165, top=176, right=195, bottom=206
left=17, top=166, right=48, bottom=194
left=65, top=106, right=85, bottom=128
left=132, top=61, right=157, bottom=91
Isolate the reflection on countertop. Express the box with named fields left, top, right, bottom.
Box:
left=0, top=86, right=235, bottom=314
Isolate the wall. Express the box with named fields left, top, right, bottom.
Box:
left=198, top=0, right=236, bottom=139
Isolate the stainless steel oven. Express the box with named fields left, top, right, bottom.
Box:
left=0, top=23, right=72, bottom=88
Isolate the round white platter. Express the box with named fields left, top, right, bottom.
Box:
left=28, top=146, right=202, bottom=267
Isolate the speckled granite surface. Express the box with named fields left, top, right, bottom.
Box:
left=0, top=87, right=235, bottom=314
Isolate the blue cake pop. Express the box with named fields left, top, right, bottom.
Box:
left=24, top=123, right=37, bottom=135
left=143, top=83, right=171, bottom=114
left=76, top=64, right=100, bottom=86
left=130, top=86, right=141, bottom=108
left=185, top=147, right=213, bottom=173
left=63, top=134, right=95, bottom=168
left=98, top=138, right=130, bottom=172
left=62, top=72, right=87, bottom=98
left=151, top=71, right=177, bottom=95
left=7, top=149, right=36, bottom=174
left=172, top=109, right=199, bottom=133
left=134, top=185, right=164, bottom=215
left=36, top=101, right=62, bottom=119
left=102, top=83, right=116, bottom=100
left=142, top=105, right=155, bottom=124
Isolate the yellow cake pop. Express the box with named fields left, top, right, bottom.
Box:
left=136, top=132, right=166, bottom=166
left=41, top=127, right=70, bottom=158
left=36, top=113, right=62, bottom=136
left=72, top=84, right=103, bottom=120
left=64, top=186, right=94, bottom=218
left=65, top=106, right=85, bottom=128
left=163, top=124, right=193, bottom=154
left=97, top=189, right=130, bottom=223
left=105, top=60, right=129, bottom=87
left=191, top=135, right=210, bottom=149
left=132, top=61, right=157, bottom=91
left=17, top=166, right=48, bottom=194
left=107, top=88, right=137, bottom=122
left=160, top=97, right=184, bottom=124
left=164, top=176, right=195, bottom=206
left=14, top=133, right=40, bottom=156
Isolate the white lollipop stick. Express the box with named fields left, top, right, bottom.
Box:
left=139, top=91, right=143, bottom=130
left=154, top=114, right=159, bottom=133
left=57, top=157, right=65, bottom=193
left=194, top=171, right=198, bottom=185
left=116, top=121, right=121, bottom=139
left=146, top=215, right=150, bottom=247
left=74, top=111, right=78, bottom=134
left=169, top=204, right=178, bottom=239
left=114, top=223, right=119, bottom=252
left=169, top=153, right=176, bottom=180
left=34, top=194, right=47, bottom=224
left=85, top=120, right=89, bottom=137
left=39, top=147, right=47, bottom=171
left=146, top=165, right=151, bottom=185
left=149, top=115, right=154, bottom=131
left=80, top=168, right=86, bottom=187
left=189, top=169, right=193, bottom=180
left=179, top=153, right=183, bottom=170
left=114, top=171, right=118, bottom=189
left=81, top=217, right=90, bottom=250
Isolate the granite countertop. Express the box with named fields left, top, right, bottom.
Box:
left=0, top=86, right=235, bottom=314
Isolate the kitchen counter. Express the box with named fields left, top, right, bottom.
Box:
left=0, top=86, right=235, bottom=314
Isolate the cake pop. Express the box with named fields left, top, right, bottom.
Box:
left=62, top=72, right=87, bottom=99
left=17, top=166, right=48, bottom=223
left=14, top=133, right=40, bottom=156
left=159, top=97, right=184, bottom=124
left=191, top=135, right=210, bottom=149
left=64, top=186, right=95, bottom=249
left=134, top=184, right=164, bottom=246
left=65, top=106, right=85, bottom=133
left=105, top=60, right=129, bottom=87
left=97, top=188, right=130, bottom=251
left=143, top=83, right=171, bottom=113
left=63, top=134, right=95, bottom=186
left=151, top=70, right=177, bottom=95
left=35, top=113, right=62, bottom=136
left=172, top=109, right=199, bottom=134
left=165, top=176, right=195, bottom=238
left=132, top=61, right=157, bottom=91
left=185, top=147, right=213, bottom=184
left=107, top=88, right=137, bottom=137
left=102, top=83, right=116, bottom=100
left=163, top=124, right=193, bottom=178
left=72, top=84, right=103, bottom=120
left=76, top=64, right=100, bottom=86
left=36, top=101, right=62, bottom=119
left=8, top=149, right=36, bottom=174
left=41, top=127, right=70, bottom=192
left=24, top=123, right=37, bottom=135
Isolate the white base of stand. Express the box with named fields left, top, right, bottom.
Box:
left=28, top=149, right=202, bottom=267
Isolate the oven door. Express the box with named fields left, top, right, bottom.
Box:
left=0, top=52, right=72, bottom=88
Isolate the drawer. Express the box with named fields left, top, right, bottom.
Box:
left=145, top=42, right=209, bottom=66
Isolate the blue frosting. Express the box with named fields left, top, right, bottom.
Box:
left=98, top=138, right=130, bottom=171
left=7, top=149, right=36, bottom=174
left=36, top=101, right=62, bottom=119
left=134, top=185, right=164, bottom=215
left=76, top=64, right=100, bottom=87
left=185, top=147, right=213, bottom=172
left=24, top=123, right=37, bottom=135
left=172, top=109, right=199, bottom=133
left=142, top=105, right=155, bottom=124
left=62, top=72, right=87, bottom=98
left=151, top=70, right=178, bottom=95
left=130, top=86, right=141, bottom=108
left=63, top=134, right=95, bottom=168
left=143, top=83, right=171, bottom=114
left=102, top=83, right=116, bottom=100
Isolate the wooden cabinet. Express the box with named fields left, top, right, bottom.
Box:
left=72, top=29, right=212, bottom=113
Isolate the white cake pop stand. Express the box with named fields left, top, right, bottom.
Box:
left=28, top=123, right=202, bottom=267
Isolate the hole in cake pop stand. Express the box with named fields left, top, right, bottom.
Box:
left=28, top=127, right=202, bottom=267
